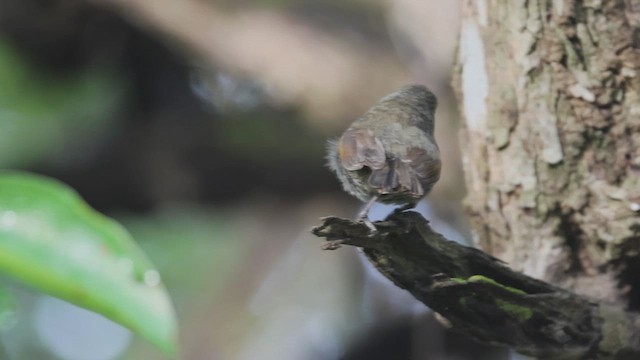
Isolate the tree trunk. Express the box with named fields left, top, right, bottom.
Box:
left=455, top=0, right=640, bottom=308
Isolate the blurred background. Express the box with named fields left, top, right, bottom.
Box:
left=0, top=0, right=510, bottom=359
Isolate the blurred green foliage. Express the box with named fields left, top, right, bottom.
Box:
left=0, top=172, right=178, bottom=356
left=122, top=208, right=246, bottom=309
left=0, top=38, right=123, bottom=168
left=0, top=283, right=18, bottom=331
left=216, top=110, right=325, bottom=165
left=118, top=208, right=249, bottom=359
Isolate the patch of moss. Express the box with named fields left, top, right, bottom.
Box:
left=449, top=277, right=467, bottom=284
left=495, top=299, right=533, bottom=322
left=467, top=275, right=527, bottom=295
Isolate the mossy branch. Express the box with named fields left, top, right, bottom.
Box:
left=311, top=212, right=640, bottom=359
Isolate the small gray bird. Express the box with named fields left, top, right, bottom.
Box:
left=327, top=84, right=441, bottom=221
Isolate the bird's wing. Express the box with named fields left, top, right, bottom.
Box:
left=338, top=128, right=440, bottom=197
left=405, top=147, right=441, bottom=194
left=369, top=147, right=440, bottom=197
left=337, top=128, right=386, bottom=171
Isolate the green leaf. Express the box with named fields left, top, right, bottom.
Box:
left=0, top=171, right=178, bottom=356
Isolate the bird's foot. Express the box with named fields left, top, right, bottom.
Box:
left=358, top=217, right=377, bottom=233
left=391, top=203, right=416, bottom=217
left=356, top=197, right=378, bottom=233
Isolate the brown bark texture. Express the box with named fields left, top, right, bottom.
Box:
left=455, top=0, right=640, bottom=308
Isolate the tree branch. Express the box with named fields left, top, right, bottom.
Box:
left=312, top=212, right=640, bottom=359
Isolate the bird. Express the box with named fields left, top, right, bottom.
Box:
left=326, top=84, right=441, bottom=224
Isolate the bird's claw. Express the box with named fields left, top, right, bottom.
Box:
left=391, top=203, right=415, bottom=217
left=359, top=217, right=377, bottom=233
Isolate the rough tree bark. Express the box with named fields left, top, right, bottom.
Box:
left=456, top=0, right=640, bottom=308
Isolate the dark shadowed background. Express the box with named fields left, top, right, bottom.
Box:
left=0, top=0, right=511, bottom=359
